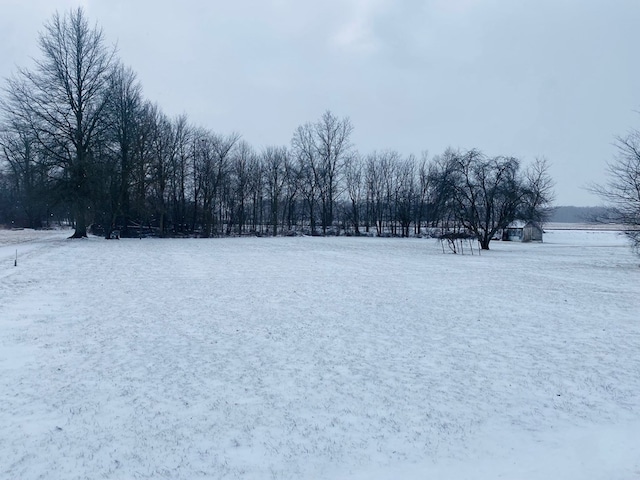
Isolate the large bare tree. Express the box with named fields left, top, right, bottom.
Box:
left=2, top=7, right=116, bottom=237
left=591, top=127, right=640, bottom=253
left=443, top=150, right=553, bottom=250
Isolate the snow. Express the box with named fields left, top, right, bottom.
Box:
left=1, top=228, right=639, bottom=479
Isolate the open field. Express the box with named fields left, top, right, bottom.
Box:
left=1, top=229, right=639, bottom=479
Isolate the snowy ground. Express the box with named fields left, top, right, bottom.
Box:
left=1, top=228, right=639, bottom=479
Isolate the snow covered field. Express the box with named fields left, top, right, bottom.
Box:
left=1, top=229, right=639, bottom=479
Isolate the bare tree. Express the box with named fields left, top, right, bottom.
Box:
left=263, top=146, right=288, bottom=236
left=446, top=150, right=523, bottom=250
left=0, top=126, right=50, bottom=228
left=428, top=148, right=460, bottom=232
left=292, top=122, right=320, bottom=234
left=590, top=128, right=640, bottom=252
left=247, top=152, right=265, bottom=234
left=147, top=105, right=176, bottom=236
left=344, top=152, right=363, bottom=235
left=168, top=115, right=192, bottom=235
left=395, top=156, right=416, bottom=237
left=103, top=63, right=144, bottom=237
left=292, top=111, right=353, bottom=234
left=210, top=132, right=240, bottom=235
left=437, top=149, right=555, bottom=250
left=282, top=154, right=301, bottom=232
left=382, top=152, right=400, bottom=235
left=522, top=156, right=555, bottom=224
left=314, top=111, right=353, bottom=233
left=193, top=132, right=215, bottom=237
left=364, top=152, right=385, bottom=235
left=2, top=7, right=116, bottom=237
left=229, top=140, right=255, bottom=235
left=414, top=152, right=430, bottom=234
left=129, top=101, right=155, bottom=232
left=193, top=131, right=240, bottom=237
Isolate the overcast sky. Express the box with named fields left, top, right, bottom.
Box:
left=2, top=0, right=639, bottom=206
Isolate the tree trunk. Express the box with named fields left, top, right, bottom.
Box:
left=70, top=200, right=88, bottom=238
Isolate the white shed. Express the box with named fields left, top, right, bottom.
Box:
left=502, top=221, right=543, bottom=243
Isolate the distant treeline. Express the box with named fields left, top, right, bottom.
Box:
left=549, top=206, right=616, bottom=223
left=0, top=8, right=554, bottom=249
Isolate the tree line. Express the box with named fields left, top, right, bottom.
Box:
left=0, top=8, right=554, bottom=249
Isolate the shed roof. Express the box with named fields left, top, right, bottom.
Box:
left=506, top=220, right=541, bottom=229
